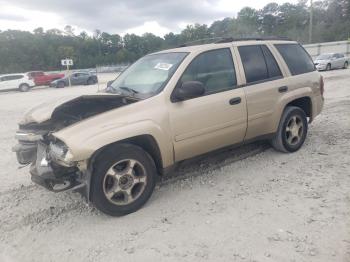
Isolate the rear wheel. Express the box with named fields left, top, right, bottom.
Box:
left=344, top=62, right=348, bottom=69
left=326, top=63, right=331, bottom=71
left=87, top=78, right=95, bottom=85
left=19, top=83, right=30, bottom=92
left=271, top=106, right=308, bottom=153
left=91, top=144, right=157, bottom=216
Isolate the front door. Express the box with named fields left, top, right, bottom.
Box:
left=168, top=48, right=247, bottom=162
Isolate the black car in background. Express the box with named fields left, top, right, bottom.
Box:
left=50, top=72, right=98, bottom=88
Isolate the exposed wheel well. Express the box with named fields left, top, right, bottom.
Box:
left=286, top=97, right=312, bottom=118
left=91, top=135, right=163, bottom=175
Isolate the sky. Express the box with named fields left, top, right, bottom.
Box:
left=0, top=0, right=300, bottom=37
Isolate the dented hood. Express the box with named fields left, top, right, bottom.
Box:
left=21, top=95, right=82, bottom=124
left=20, top=93, right=134, bottom=125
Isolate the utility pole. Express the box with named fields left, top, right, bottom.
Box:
left=309, top=0, right=313, bottom=44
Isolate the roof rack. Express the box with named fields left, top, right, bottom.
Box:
left=177, top=36, right=292, bottom=48
left=178, top=37, right=224, bottom=47
left=215, top=36, right=292, bottom=43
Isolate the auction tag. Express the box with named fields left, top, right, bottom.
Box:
left=154, top=63, right=173, bottom=70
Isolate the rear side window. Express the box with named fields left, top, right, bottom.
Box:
left=238, top=45, right=282, bottom=83
left=2, top=75, right=23, bottom=81
left=275, top=44, right=315, bottom=75
left=179, top=48, right=237, bottom=95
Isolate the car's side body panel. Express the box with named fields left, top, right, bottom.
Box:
left=53, top=94, right=175, bottom=167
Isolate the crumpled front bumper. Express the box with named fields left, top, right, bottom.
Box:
left=29, top=142, right=79, bottom=192
left=14, top=141, right=87, bottom=194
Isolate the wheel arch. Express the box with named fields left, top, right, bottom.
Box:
left=286, top=96, right=312, bottom=119
left=88, top=134, right=164, bottom=176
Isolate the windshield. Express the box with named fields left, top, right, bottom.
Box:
left=316, top=54, right=332, bottom=60
left=107, top=52, right=188, bottom=98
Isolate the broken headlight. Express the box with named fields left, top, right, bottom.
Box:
left=49, top=140, right=74, bottom=167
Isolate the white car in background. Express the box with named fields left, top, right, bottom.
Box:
left=0, top=73, right=35, bottom=92
left=314, top=53, right=349, bottom=71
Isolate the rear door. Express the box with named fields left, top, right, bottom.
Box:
left=236, top=44, right=287, bottom=140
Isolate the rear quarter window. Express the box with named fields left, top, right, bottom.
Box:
left=275, top=44, right=315, bottom=76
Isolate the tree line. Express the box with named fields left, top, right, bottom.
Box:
left=0, top=0, right=349, bottom=74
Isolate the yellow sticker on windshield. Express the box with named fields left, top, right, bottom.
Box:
left=154, top=63, right=173, bottom=70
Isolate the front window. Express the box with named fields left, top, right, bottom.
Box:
left=108, top=52, right=188, bottom=98
left=178, top=48, right=237, bottom=95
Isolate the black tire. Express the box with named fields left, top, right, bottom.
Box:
left=271, top=106, right=308, bottom=153
left=57, top=81, right=65, bottom=88
left=326, top=63, right=331, bottom=71
left=344, top=62, right=348, bottom=69
left=91, top=143, right=157, bottom=216
left=87, top=78, right=95, bottom=85
left=19, top=83, right=30, bottom=92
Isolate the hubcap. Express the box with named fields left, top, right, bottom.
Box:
left=285, top=115, right=304, bottom=146
left=103, top=159, right=147, bottom=206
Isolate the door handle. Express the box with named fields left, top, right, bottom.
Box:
left=278, top=86, right=288, bottom=93
left=229, top=97, right=241, bottom=105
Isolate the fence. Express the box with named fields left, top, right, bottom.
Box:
left=303, top=40, right=350, bottom=58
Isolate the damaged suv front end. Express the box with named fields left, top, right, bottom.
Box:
left=13, top=94, right=138, bottom=197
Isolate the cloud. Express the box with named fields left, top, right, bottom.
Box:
left=0, top=13, right=28, bottom=21
left=0, top=0, right=233, bottom=34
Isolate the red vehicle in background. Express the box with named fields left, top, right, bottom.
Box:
left=27, top=71, right=65, bottom=86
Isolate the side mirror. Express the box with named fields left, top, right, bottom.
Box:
left=174, top=81, right=205, bottom=101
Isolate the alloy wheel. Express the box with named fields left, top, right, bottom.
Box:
left=285, top=115, right=304, bottom=146
left=102, top=159, right=147, bottom=206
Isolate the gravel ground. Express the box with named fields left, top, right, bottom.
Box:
left=0, top=69, right=349, bottom=262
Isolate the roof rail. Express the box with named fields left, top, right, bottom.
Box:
left=215, top=36, right=292, bottom=43
left=177, top=36, right=292, bottom=48
left=178, top=37, right=225, bottom=47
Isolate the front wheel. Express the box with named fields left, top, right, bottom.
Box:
left=57, top=81, right=65, bottom=88
left=19, top=83, right=30, bottom=92
left=91, top=144, right=157, bottom=216
left=326, top=63, right=331, bottom=71
left=271, top=106, right=308, bottom=153
left=344, top=62, right=348, bottom=69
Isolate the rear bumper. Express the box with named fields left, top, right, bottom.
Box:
left=311, top=94, right=324, bottom=122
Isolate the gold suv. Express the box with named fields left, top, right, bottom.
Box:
left=13, top=38, right=324, bottom=216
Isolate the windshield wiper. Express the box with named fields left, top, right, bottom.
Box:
left=118, top=86, right=139, bottom=95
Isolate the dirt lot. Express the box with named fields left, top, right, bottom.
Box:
left=0, top=70, right=349, bottom=262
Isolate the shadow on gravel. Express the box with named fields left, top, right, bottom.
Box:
left=160, top=141, right=270, bottom=185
